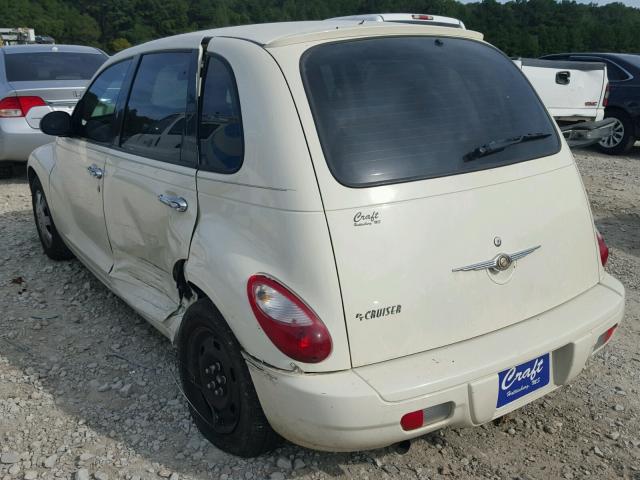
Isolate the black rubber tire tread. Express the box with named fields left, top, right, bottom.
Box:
left=597, top=109, right=636, bottom=155
left=177, top=298, right=281, bottom=457
left=31, top=177, right=74, bottom=261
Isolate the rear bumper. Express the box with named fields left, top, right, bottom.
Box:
left=0, top=118, right=51, bottom=162
left=248, top=274, right=625, bottom=451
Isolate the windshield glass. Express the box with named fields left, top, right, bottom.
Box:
left=5, top=52, right=107, bottom=82
left=301, top=36, right=560, bottom=187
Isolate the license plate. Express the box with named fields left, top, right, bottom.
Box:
left=497, top=353, right=550, bottom=408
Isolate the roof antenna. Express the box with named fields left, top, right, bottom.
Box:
left=359, top=19, right=366, bottom=25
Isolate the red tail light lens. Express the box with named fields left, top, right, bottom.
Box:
left=0, top=96, right=46, bottom=118
left=603, top=324, right=618, bottom=344
left=247, top=275, right=332, bottom=363
left=412, top=14, right=434, bottom=20
left=596, top=229, right=609, bottom=266
left=603, top=84, right=610, bottom=107
left=400, top=410, right=424, bottom=431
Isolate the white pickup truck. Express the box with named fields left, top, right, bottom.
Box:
left=513, top=58, right=608, bottom=124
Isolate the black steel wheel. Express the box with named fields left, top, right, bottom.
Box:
left=185, top=324, right=242, bottom=434
left=178, top=299, right=280, bottom=457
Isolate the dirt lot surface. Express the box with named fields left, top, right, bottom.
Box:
left=1, top=147, right=639, bottom=480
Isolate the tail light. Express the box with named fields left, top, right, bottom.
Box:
left=596, top=229, right=609, bottom=266
left=603, top=84, right=610, bottom=107
left=603, top=324, right=618, bottom=344
left=0, top=96, right=46, bottom=118
left=592, top=324, right=618, bottom=353
left=401, top=410, right=424, bottom=431
left=247, top=275, right=332, bottom=363
left=412, top=14, right=434, bottom=20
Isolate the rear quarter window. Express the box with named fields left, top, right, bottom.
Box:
left=301, top=36, right=560, bottom=187
left=4, top=52, right=106, bottom=82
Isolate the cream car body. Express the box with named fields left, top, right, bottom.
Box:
left=28, top=21, right=625, bottom=454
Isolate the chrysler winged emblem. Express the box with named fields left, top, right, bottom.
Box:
left=452, top=246, right=541, bottom=273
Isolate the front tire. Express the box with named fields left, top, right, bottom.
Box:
left=177, top=299, right=280, bottom=457
left=598, top=110, right=636, bottom=155
left=31, top=177, right=74, bottom=261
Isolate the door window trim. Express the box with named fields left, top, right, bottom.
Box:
left=71, top=57, right=135, bottom=146
left=113, top=49, right=199, bottom=168
left=196, top=53, right=245, bottom=174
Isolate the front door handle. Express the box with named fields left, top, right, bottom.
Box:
left=87, top=164, right=104, bottom=179
left=158, top=194, right=188, bottom=212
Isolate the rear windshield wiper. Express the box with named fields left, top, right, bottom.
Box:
left=464, top=132, right=552, bottom=162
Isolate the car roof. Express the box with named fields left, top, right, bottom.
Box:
left=1, top=44, right=106, bottom=55
left=109, top=20, right=483, bottom=63
left=548, top=52, right=630, bottom=58
left=328, top=13, right=465, bottom=28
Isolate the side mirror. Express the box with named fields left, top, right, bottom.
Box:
left=40, top=111, right=73, bottom=137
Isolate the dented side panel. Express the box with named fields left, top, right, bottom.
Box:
left=103, top=148, right=198, bottom=316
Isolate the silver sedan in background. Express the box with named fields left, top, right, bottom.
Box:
left=0, top=44, right=107, bottom=176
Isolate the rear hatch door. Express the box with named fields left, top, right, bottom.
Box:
left=293, top=35, right=601, bottom=367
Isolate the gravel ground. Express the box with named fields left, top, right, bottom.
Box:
left=1, top=147, right=639, bottom=480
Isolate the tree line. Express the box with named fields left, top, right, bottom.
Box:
left=3, top=0, right=640, bottom=57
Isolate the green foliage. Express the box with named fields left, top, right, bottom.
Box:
left=2, top=0, right=640, bottom=56
left=109, top=37, right=131, bottom=52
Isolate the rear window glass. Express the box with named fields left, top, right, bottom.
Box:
left=301, top=37, right=560, bottom=187
left=5, top=52, right=106, bottom=82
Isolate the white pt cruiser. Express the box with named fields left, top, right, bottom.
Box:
left=28, top=20, right=625, bottom=457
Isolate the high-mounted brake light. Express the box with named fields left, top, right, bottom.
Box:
left=603, top=84, right=610, bottom=107
left=0, top=96, right=46, bottom=118
left=596, top=229, right=609, bottom=266
left=412, top=14, right=434, bottom=21
left=247, top=275, right=332, bottom=363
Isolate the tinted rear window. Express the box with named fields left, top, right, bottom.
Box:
left=301, top=37, right=560, bottom=187
left=5, top=52, right=106, bottom=82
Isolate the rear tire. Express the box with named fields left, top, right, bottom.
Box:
left=597, top=110, right=636, bottom=155
left=30, top=177, right=74, bottom=261
left=177, top=299, right=281, bottom=457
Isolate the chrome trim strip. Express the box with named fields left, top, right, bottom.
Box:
left=452, top=245, right=541, bottom=272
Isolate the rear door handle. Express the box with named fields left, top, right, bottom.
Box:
left=158, top=194, right=188, bottom=212
left=87, top=164, right=103, bottom=179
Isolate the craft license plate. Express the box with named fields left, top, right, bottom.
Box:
left=497, top=353, right=550, bottom=408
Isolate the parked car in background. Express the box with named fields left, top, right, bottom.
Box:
left=0, top=44, right=107, bottom=176
left=29, top=21, right=624, bottom=457
left=542, top=52, right=640, bottom=154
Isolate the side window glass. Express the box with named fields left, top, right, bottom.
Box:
left=572, top=56, right=627, bottom=82
left=199, top=56, right=244, bottom=173
left=75, top=59, right=131, bottom=143
left=605, top=62, right=627, bottom=81
left=120, top=52, right=191, bottom=164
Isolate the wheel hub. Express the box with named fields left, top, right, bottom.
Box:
left=35, top=190, right=53, bottom=247
left=187, top=328, right=240, bottom=434
left=599, top=118, right=624, bottom=148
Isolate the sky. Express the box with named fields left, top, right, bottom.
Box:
left=458, top=0, right=640, bottom=6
